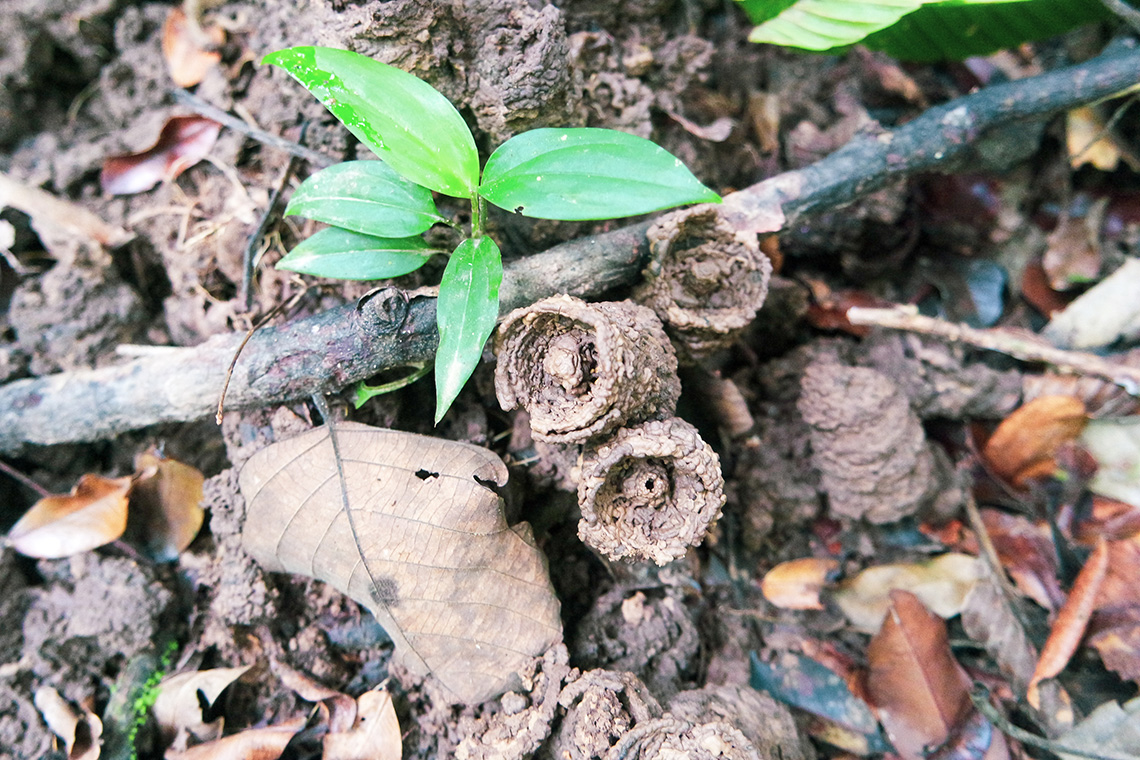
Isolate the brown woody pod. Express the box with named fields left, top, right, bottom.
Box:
left=634, top=206, right=773, bottom=361
left=494, top=295, right=681, bottom=443
left=577, top=418, right=725, bottom=565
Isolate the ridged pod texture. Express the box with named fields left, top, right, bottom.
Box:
left=494, top=295, right=680, bottom=443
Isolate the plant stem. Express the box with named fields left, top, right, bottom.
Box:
left=470, top=194, right=486, bottom=238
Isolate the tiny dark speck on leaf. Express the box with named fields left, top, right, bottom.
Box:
left=415, top=469, right=440, bottom=480
left=514, top=206, right=524, bottom=214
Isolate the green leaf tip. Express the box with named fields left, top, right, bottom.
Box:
left=264, top=45, right=479, bottom=197
left=479, top=128, right=720, bottom=221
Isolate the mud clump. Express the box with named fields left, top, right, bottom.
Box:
left=635, top=206, right=773, bottom=362
left=495, top=295, right=680, bottom=444
left=577, top=418, right=725, bottom=565
left=798, top=360, right=937, bottom=523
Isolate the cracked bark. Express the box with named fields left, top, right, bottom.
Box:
left=3, top=43, right=1140, bottom=452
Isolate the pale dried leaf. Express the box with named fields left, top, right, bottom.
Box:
left=1067, top=107, right=1124, bottom=171
left=760, top=557, right=838, bottom=610
left=1055, top=697, right=1140, bottom=760
left=34, top=686, right=102, bottom=760
left=7, top=474, right=131, bottom=558
left=0, top=171, right=133, bottom=248
left=164, top=722, right=303, bottom=760
left=1081, top=419, right=1140, bottom=509
left=239, top=423, right=563, bottom=704
left=162, top=7, right=224, bottom=88
left=323, top=689, right=401, bottom=760
left=153, top=665, right=252, bottom=744
left=1043, top=258, right=1140, bottom=350
left=833, top=553, right=982, bottom=632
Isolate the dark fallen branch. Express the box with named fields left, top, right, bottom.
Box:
left=3, top=43, right=1140, bottom=453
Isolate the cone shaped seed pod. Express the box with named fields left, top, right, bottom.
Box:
left=494, top=295, right=681, bottom=443
left=578, top=418, right=725, bottom=565
left=634, top=206, right=773, bottom=362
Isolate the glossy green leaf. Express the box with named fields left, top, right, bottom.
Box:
left=277, top=228, right=434, bottom=280
left=264, top=46, right=479, bottom=197
left=743, top=0, right=924, bottom=50
left=863, top=0, right=1111, bottom=61
left=434, top=237, right=502, bottom=423
left=478, top=128, right=720, bottom=221
left=285, top=161, right=445, bottom=238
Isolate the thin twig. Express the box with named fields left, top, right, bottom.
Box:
left=846, top=305, right=1140, bottom=395
left=969, top=684, right=1131, bottom=760
left=962, top=490, right=1022, bottom=602
left=171, top=89, right=334, bottom=167
left=0, top=459, right=50, bottom=498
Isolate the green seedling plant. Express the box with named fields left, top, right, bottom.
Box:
left=265, top=46, right=720, bottom=423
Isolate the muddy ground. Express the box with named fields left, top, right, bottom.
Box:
left=1, top=0, right=1138, bottom=758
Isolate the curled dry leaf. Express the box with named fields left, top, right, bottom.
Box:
left=33, top=686, right=102, bottom=760
left=239, top=422, right=562, bottom=704
left=866, top=590, right=1008, bottom=760
left=494, top=295, right=680, bottom=444
left=833, top=553, right=982, bottom=632
left=164, top=721, right=304, bottom=760
left=634, top=205, right=773, bottom=361
left=126, top=449, right=205, bottom=561
left=760, top=557, right=839, bottom=611
left=1055, top=697, right=1140, bottom=760
left=1028, top=539, right=1109, bottom=709
left=323, top=689, right=402, bottom=760
left=577, top=417, right=725, bottom=566
left=101, top=116, right=221, bottom=196
left=981, top=395, right=1087, bottom=488
left=162, top=7, right=225, bottom=88
left=274, top=660, right=357, bottom=733
left=153, top=665, right=252, bottom=745
left=7, top=474, right=132, bottom=558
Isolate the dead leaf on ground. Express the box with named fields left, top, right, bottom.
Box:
left=1075, top=496, right=1140, bottom=543
left=33, top=686, right=102, bottom=760
left=125, top=449, right=205, bottom=561
left=1042, top=197, right=1106, bottom=291
left=760, top=557, right=839, bottom=610
left=0, top=170, right=133, bottom=249
left=323, top=689, right=401, bottom=760
left=981, top=395, right=1087, bottom=488
left=153, top=665, right=252, bottom=746
left=749, top=650, right=880, bottom=737
left=101, top=116, right=221, bottom=196
left=274, top=660, right=357, bottom=733
left=1067, top=106, right=1129, bottom=172
left=954, top=508, right=1064, bottom=611
left=1043, top=258, right=1140, bottom=350
left=162, top=7, right=225, bottom=88
left=1080, top=418, right=1140, bottom=510
left=1055, top=697, right=1140, bottom=760
left=163, top=721, right=304, bottom=760
left=6, top=474, right=132, bottom=558
left=1028, top=539, right=1109, bottom=709
left=1087, top=537, right=1140, bottom=684
left=239, top=422, right=563, bottom=705
left=866, top=590, right=1008, bottom=760
left=833, top=553, right=982, bottom=632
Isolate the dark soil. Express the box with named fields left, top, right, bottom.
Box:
left=2, top=0, right=1138, bottom=759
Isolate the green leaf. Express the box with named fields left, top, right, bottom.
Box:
left=478, top=128, right=721, bottom=221
left=742, top=0, right=925, bottom=50
left=285, top=161, right=445, bottom=238
left=863, top=0, right=1111, bottom=61
left=434, top=237, right=502, bottom=423
left=277, top=228, right=435, bottom=280
left=264, top=46, right=479, bottom=198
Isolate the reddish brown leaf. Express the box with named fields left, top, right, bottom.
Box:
left=1076, top=496, right=1140, bottom=544
left=969, top=508, right=1064, bottom=611
left=1021, top=259, right=1075, bottom=319
left=1042, top=197, right=1106, bottom=291
left=162, top=7, right=224, bottom=88
left=805, top=285, right=892, bottom=337
left=125, top=449, right=205, bottom=561
left=760, top=557, right=839, bottom=611
left=1087, top=537, right=1140, bottom=684
left=981, top=395, right=1087, bottom=488
left=1028, top=539, right=1110, bottom=708
left=101, top=116, right=221, bottom=196
left=866, top=591, right=1008, bottom=760
left=6, top=474, right=132, bottom=558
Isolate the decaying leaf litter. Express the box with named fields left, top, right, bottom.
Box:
left=3, top=0, right=1140, bottom=758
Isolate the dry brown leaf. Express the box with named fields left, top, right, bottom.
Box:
left=239, top=422, right=563, bottom=704
left=956, top=508, right=1064, bottom=611
left=1087, top=537, right=1140, bottom=684
left=34, top=686, right=102, bottom=760
left=153, top=665, right=252, bottom=745
left=164, top=721, right=303, bottom=760
left=274, top=661, right=357, bottom=734
left=126, top=449, right=205, bottom=561
left=833, top=553, right=982, bottom=632
left=101, top=116, right=221, bottom=196
left=760, top=557, right=839, bottom=610
left=323, top=689, right=401, bottom=760
left=7, top=474, right=132, bottom=558
left=1067, top=106, right=1126, bottom=171
left=1042, top=198, right=1106, bottom=291
left=1028, top=539, right=1109, bottom=708
left=981, top=395, right=1087, bottom=488
left=162, top=7, right=224, bottom=88
left=0, top=171, right=133, bottom=249
left=866, top=591, right=1008, bottom=760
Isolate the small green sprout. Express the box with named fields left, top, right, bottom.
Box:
left=264, top=46, right=720, bottom=423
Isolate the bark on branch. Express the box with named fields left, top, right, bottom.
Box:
left=3, top=43, right=1140, bottom=453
